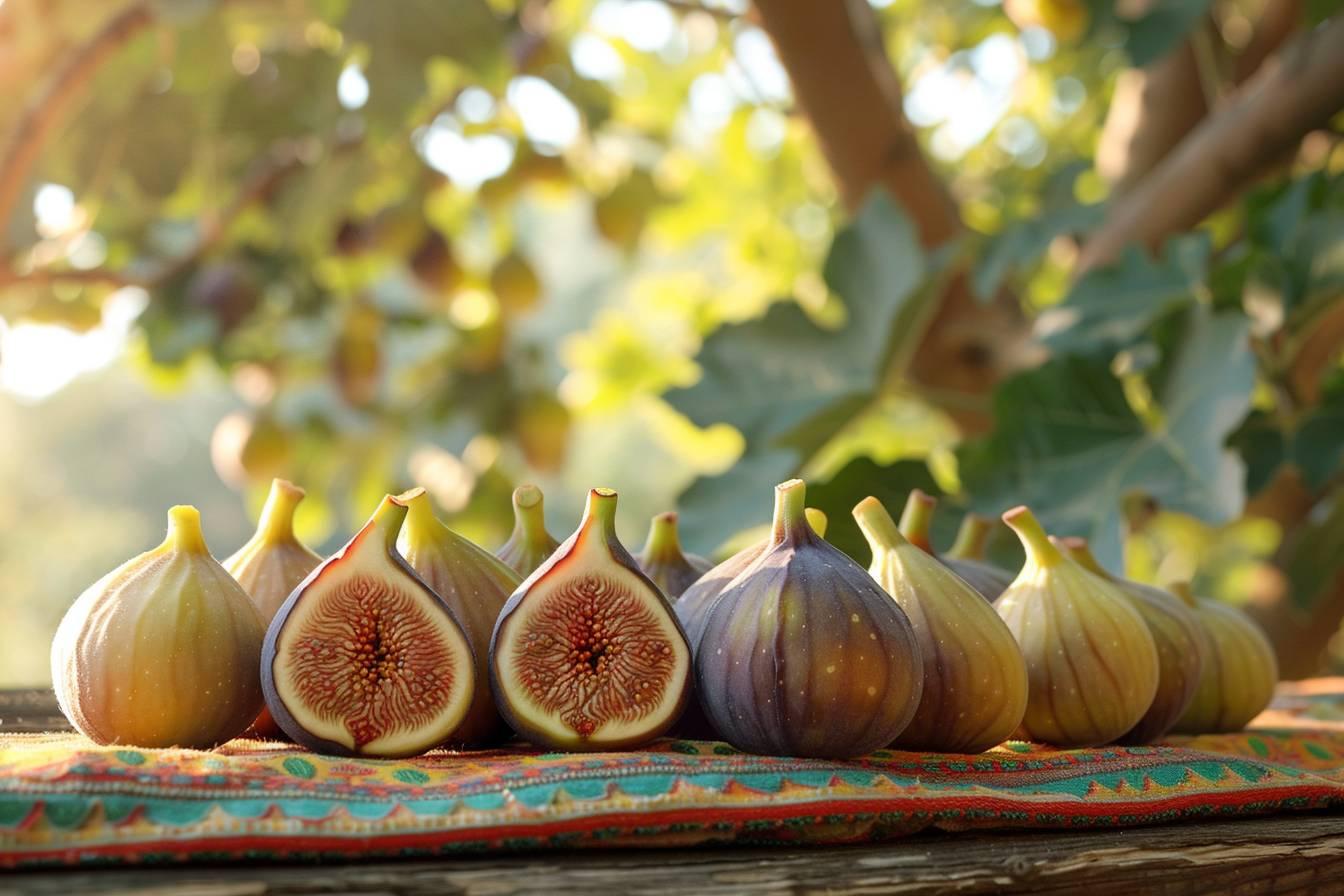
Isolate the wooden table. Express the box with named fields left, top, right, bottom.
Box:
left=3, top=688, right=1342, bottom=895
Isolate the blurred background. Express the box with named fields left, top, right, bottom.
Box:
left=1, top=0, right=1342, bottom=685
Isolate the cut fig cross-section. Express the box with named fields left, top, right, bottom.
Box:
left=490, top=487, right=692, bottom=750
left=261, top=489, right=476, bottom=758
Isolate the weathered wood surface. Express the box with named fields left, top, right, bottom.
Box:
left=4, top=688, right=1343, bottom=895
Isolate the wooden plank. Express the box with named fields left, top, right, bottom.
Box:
left=0, top=688, right=66, bottom=733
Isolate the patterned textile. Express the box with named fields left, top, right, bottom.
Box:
left=3, top=679, right=1343, bottom=868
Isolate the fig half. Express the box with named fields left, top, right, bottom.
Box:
left=261, top=489, right=477, bottom=758
left=637, top=512, right=712, bottom=599
left=490, top=487, right=692, bottom=750
left=495, top=484, right=560, bottom=577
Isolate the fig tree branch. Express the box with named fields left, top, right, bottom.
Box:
left=1078, top=15, right=1344, bottom=273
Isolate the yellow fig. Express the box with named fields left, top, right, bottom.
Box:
left=495, top=484, right=560, bottom=577
left=855, top=497, right=1027, bottom=753
left=1170, top=582, right=1279, bottom=734
left=994, top=507, right=1159, bottom=747
left=637, top=512, right=712, bottom=599
left=51, top=506, right=267, bottom=748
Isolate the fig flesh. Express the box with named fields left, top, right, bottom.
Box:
left=490, top=487, right=692, bottom=750
left=855, top=497, right=1027, bottom=753
left=637, top=512, right=712, bottom=599
left=994, top=507, right=1159, bottom=747
left=52, top=506, right=266, bottom=748
left=398, top=491, right=521, bottom=745
left=696, top=480, right=923, bottom=758
left=223, top=478, right=323, bottom=739
left=1170, top=582, right=1278, bottom=734
left=1056, top=537, right=1208, bottom=744
left=262, top=489, right=476, bottom=758
left=495, top=484, right=560, bottom=577
left=899, top=491, right=1013, bottom=601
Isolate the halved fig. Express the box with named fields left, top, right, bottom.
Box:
left=261, top=489, right=476, bottom=758
left=489, top=487, right=692, bottom=750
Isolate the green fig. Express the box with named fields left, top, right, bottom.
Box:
left=398, top=491, right=522, bottom=745
left=495, top=484, right=560, bottom=577
left=695, top=480, right=923, bottom=758
left=490, top=488, right=692, bottom=750
left=943, top=512, right=1015, bottom=601
left=1056, top=537, right=1209, bottom=744
left=637, top=512, right=712, bottom=599
left=855, top=497, right=1027, bottom=753
left=262, top=490, right=477, bottom=758
left=994, top=507, right=1159, bottom=747
left=1170, top=582, right=1278, bottom=734
left=899, top=491, right=1013, bottom=601
left=52, top=506, right=266, bottom=748
left=223, top=479, right=323, bottom=739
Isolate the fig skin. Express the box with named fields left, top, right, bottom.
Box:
left=398, top=491, right=521, bottom=746
left=1055, top=537, right=1209, bottom=744
left=223, top=479, right=323, bottom=739
left=855, top=497, right=1027, bottom=753
left=696, top=480, right=923, bottom=759
left=1170, top=582, right=1279, bottom=734
left=942, top=512, right=1015, bottom=601
left=51, top=506, right=266, bottom=749
left=495, top=484, right=560, bottom=577
left=261, top=489, right=477, bottom=758
left=489, top=488, right=693, bottom=750
left=994, top=507, right=1160, bottom=748
left=637, top=512, right=713, bottom=599
left=899, top=491, right=1013, bottom=601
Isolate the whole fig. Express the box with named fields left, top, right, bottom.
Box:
left=942, top=511, right=1015, bottom=601
left=898, top=491, right=1013, bottom=601
left=52, top=506, right=266, bottom=748
left=637, top=512, right=712, bottom=599
left=696, top=480, right=923, bottom=758
left=495, top=484, right=560, bottom=577
left=994, top=507, right=1159, bottom=747
left=855, top=497, right=1027, bottom=753
left=1170, top=582, right=1278, bottom=734
left=1056, top=537, right=1209, bottom=744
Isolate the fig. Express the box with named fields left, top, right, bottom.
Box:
left=490, top=251, right=542, bottom=316
left=994, top=507, right=1159, bottom=747
left=854, top=497, right=1027, bottom=753
left=637, top=512, right=712, bottom=600
left=1055, top=537, right=1209, bottom=744
left=696, top=480, right=923, bottom=758
left=261, top=489, right=477, bottom=758
left=495, top=484, right=560, bottom=576
left=674, top=507, right=828, bottom=653
left=899, top=491, right=1013, bottom=601
left=223, top=479, right=323, bottom=739
left=489, top=488, right=692, bottom=750
left=943, top=512, right=1015, bottom=601
left=1170, top=582, right=1279, bottom=734
left=51, top=506, right=266, bottom=748
left=398, top=491, right=521, bottom=745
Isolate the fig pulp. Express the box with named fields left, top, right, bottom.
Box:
left=490, top=488, right=692, bottom=750
left=855, top=497, right=1027, bottom=753
left=1056, top=538, right=1208, bottom=744
left=995, top=508, right=1159, bottom=747
left=696, top=480, right=923, bottom=758
left=51, top=506, right=266, bottom=748
left=898, top=491, right=1013, bottom=601
left=637, top=512, right=712, bottom=599
left=398, top=491, right=522, bottom=745
left=223, top=478, right=323, bottom=738
left=495, top=484, right=560, bottom=576
left=1170, top=583, right=1278, bottom=734
left=262, top=489, right=476, bottom=757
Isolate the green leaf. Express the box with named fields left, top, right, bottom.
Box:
left=668, top=191, right=927, bottom=551
left=958, top=309, right=1254, bottom=568
left=1282, top=491, right=1344, bottom=610
left=974, top=202, right=1102, bottom=301
left=220, top=50, right=344, bottom=146
left=1037, top=234, right=1209, bottom=355
left=1229, top=377, right=1344, bottom=494
left=123, top=92, right=199, bottom=199
left=804, top=458, right=942, bottom=562
left=1111, top=0, right=1212, bottom=67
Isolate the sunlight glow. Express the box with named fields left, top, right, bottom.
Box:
left=337, top=64, right=369, bottom=109
left=0, top=289, right=147, bottom=402
left=33, top=184, right=76, bottom=237
left=571, top=33, right=626, bottom=83
left=506, top=76, right=582, bottom=150
left=905, top=33, right=1026, bottom=160
left=417, top=117, right=515, bottom=189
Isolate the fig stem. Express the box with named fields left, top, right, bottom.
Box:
left=897, top=490, right=937, bottom=553
left=164, top=505, right=209, bottom=555
left=852, top=496, right=907, bottom=554
left=402, top=489, right=444, bottom=545
left=947, top=513, right=993, bottom=561
left=370, top=489, right=421, bottom=550
left=771, top=479, right=810, bottom=544
left=584, top=487, right=619, bottom=530
left=642, top=512, right=683, bottom=561
left=1001, top=506, right=1065, bottom=567
left=512, top=485, right=551, bottom=542
left=804, top=507, right=829, bottom=539
left=1053, top=535, right=1110, bottom=578
left=256, top=479, right=305, bottom=543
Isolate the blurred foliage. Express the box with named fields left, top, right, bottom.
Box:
left=2, top=0, right=1344, bottom=685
